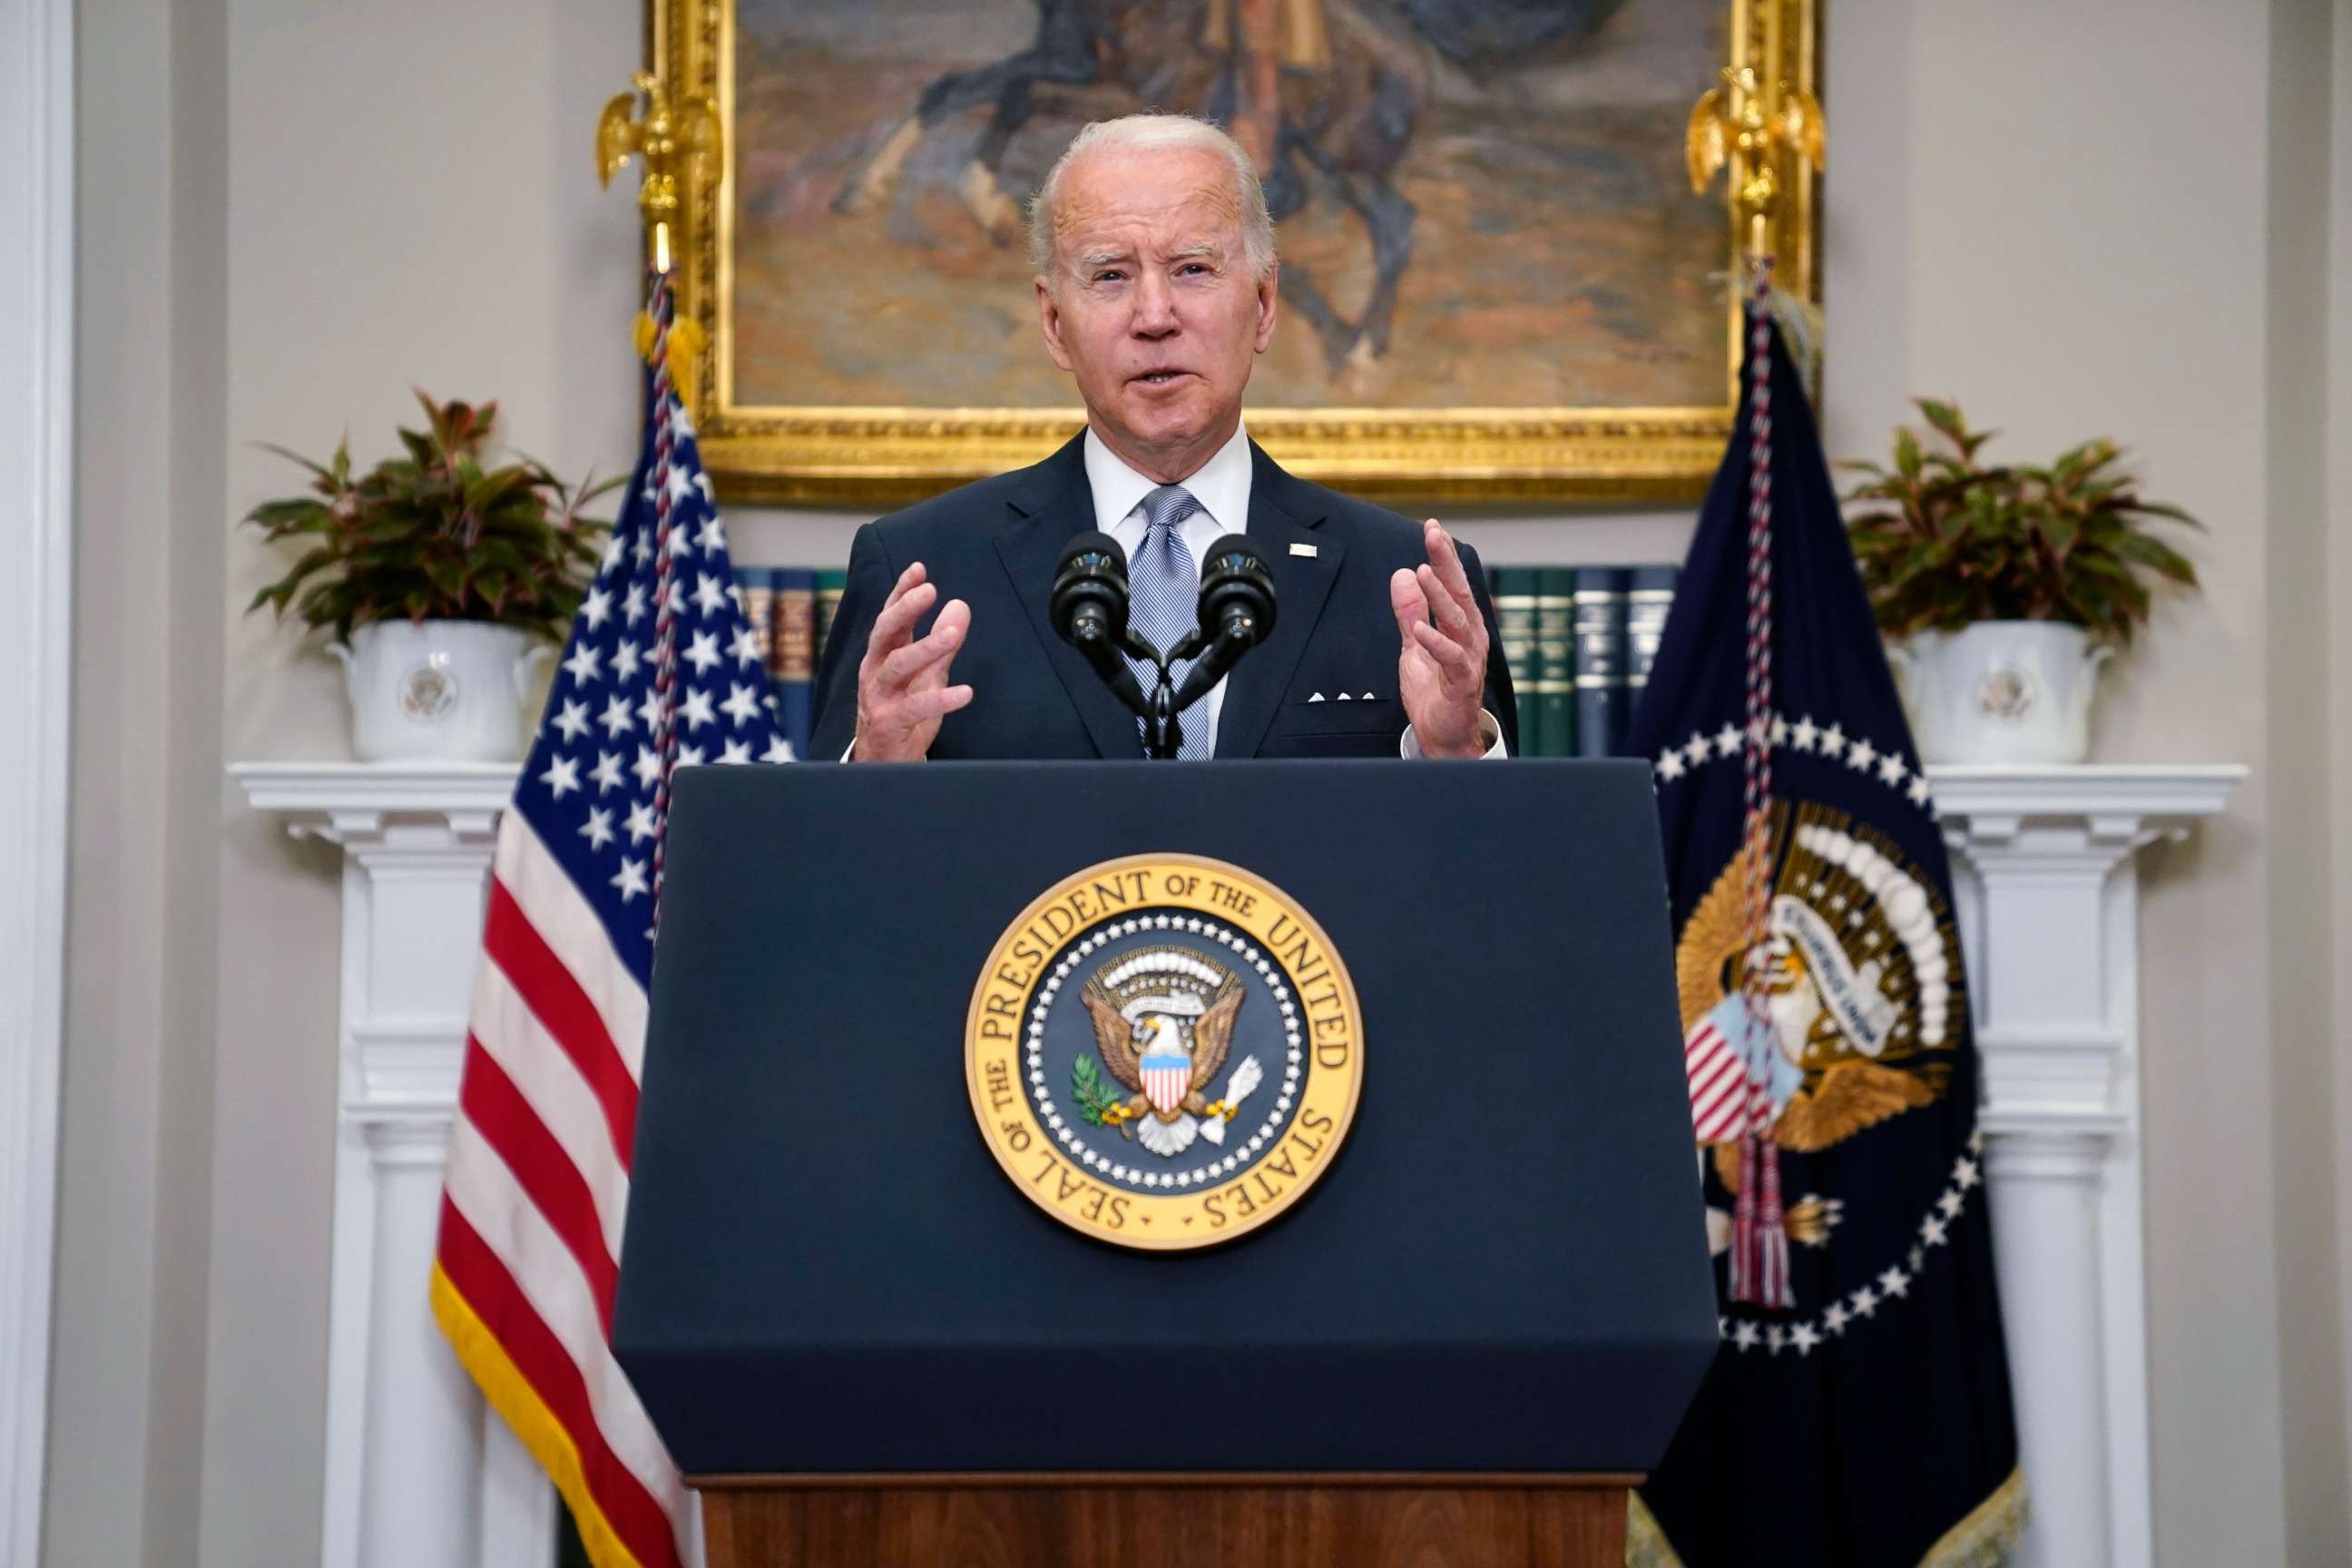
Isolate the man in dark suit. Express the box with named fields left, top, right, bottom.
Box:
left=812, top=113, right=1514, bottom=764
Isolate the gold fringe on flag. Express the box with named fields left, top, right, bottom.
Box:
left=430, top=1264, right=652, bottom=1568
left=1626, top=1467, right=2028, bottom=1568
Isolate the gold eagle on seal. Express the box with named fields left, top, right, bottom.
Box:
left=1678, top=808, right=1958, bottom=1211
left=1077, top=945, right=1252, bottom=1161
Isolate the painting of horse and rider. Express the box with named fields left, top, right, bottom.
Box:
left=723, top=0, right=1749, bottom=417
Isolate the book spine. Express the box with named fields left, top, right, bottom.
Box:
left=1534, top=569, right=1578, bottom=759
left=1572, top=566, right=1631, bottom=759
left=814, top=566, right=849, bottom=669
left=1492, top=568, right=1540, bottom=758
left=1624, top=564, right=1679, bottom=743
left=736, top=566, right=778, bottom=678
left=771, top=568, right=817, bottom=761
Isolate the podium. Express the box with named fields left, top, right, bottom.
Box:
left=615, top=760, right=1719, bottom=1567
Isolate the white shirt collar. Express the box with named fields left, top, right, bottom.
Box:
left=1083, top=421, right=1254, bottom=538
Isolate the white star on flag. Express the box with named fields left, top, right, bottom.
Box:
left=538, top=753, right=581, bottom=799
left=611, top=856, right=649, bottom=902
left=721, top=683, right=763, bottom=726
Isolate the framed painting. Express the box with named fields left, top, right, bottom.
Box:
left=650, top=0, right=1818, bottom=502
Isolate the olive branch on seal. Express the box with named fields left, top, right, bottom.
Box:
left=1070, top=1055, right=1125, bottom=1128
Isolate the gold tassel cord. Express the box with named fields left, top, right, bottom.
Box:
left=633, top=312, right=706, bottom=420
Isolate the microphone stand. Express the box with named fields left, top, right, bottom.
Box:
left=1131, top=616, right=1260, bottom=760
left=1127, top=632, right=1187, bottom=760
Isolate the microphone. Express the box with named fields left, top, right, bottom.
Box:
left=1171, top=534, right=1278, bottom=707
left=1051, top=532, right=1148, bottom=710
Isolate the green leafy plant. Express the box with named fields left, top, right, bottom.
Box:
left=1841, top=399, right=2201, bottom=645
left=243, top=391, right=622, bottom=644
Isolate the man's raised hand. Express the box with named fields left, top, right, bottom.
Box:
left=850, top=562, right=974, bottom=762
left=1389, top=520, right=1491, bottom=760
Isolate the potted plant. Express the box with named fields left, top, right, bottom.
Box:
left=244, top=392, right=618, bottom=761
left=1841, top=399, right=2201, bottom=764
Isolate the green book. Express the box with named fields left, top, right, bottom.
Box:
left=1534, top=568, right=1578, bottom=758
left=814, top=566, right=849, bottom=669
left=1492, top=567, right=1540, bottom=758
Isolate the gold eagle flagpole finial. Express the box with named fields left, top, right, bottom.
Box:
left=595, top=70, right=722, bottom=277
left=1687, top=62, right=1823, bottom=266
left=598, top=71, right=721, bottom=410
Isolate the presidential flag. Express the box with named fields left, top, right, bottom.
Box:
left=430, top=275, right=787, bottom=1568
left=1623, top=284, right=2024, bottom=1567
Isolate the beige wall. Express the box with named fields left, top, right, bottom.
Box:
left=48, top=0, right=2352, bottom=1563
left=50, top=0, right=226, bottom=1562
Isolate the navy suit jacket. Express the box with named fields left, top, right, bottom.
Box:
left=810, top=433, right=1518, bottom=761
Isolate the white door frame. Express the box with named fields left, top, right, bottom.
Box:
left=0, top=0, right=75, bottom=1560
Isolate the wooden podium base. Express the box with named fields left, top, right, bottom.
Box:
left=696, top=1473, right=1639, bottom=1568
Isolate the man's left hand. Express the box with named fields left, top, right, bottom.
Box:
left=1389, top=520, right=1490, bottom=760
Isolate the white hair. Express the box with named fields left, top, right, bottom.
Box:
left=1027, top=113, right=1277, bottom=285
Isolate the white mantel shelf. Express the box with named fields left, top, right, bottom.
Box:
left=234, top=759, right=2241, bottom=1568
left=1925, top=761, right=2245, bottom=823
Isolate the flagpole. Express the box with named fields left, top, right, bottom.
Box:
left=596, top=71, right=723, bottom=928
left=1688, top=35, right=1823, bottom=1311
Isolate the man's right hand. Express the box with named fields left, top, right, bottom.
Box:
left=849, top=561, right=974, bottom=762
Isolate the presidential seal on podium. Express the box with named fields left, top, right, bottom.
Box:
left=965, top=855, right=1363, bottom=1250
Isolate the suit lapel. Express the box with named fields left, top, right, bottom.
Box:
left=1215, top=443, right=1339, bottom=759
left=995, top=434, right=1145, bottom=760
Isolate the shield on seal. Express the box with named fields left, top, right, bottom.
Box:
left=1140, top=1045, right=1191, bottom=1115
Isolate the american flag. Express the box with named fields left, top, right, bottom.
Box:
left=429, top=278, right=785, bottom=1568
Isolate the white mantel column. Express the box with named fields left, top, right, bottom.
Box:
left=232, top=762, right=554, bottom=1568
left=1930, top=764, right=2241, bottom=1568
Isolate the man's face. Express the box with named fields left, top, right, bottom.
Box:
left=1037, top=145, right=1279, bottom=483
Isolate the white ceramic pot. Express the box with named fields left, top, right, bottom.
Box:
left=1888, top=621, right=2112, bottom=765
left=330, top=619, right=553, bottom=762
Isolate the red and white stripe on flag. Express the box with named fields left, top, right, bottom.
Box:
left=430, top=813, right=695, bottom=1568
left=1685, top=1018, right=1753, bottom=1145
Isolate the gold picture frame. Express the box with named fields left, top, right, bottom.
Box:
left=649, top=0, right=1817, bottom=504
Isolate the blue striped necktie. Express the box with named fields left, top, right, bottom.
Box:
left=1125, top=485, right=1210, bottom=760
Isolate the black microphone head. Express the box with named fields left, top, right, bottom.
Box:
left=1056, top=530, right=1129, bottom=582
left=1197, top=534, right=1276, bottom=644
left=1051, top=530, right=1131, bottom=646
